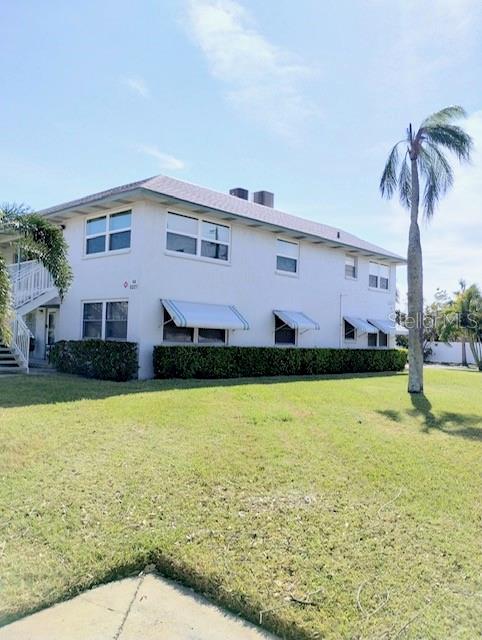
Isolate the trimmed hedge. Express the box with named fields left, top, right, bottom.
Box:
left=50, top=340, right=138, bottom=381
left=153, top=345, right=407, bottom=379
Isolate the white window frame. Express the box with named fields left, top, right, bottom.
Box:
left=165, top=211, right=231, bottom=264
left=84, top=210, right=132, bottom=258
left=369, top=262, right=390, bottom=291
left=367, top=331, right=388, bottom=348
left=81, top=299, right=128, bottom=341
left=276, top=238, right=299, bottom=276
left=345, top=254, right=358, bottom=280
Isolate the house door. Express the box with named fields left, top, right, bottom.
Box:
left=44, top=309, right=58, bottom=360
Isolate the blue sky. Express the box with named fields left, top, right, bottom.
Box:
left=1, top=0, right=481, bottom=301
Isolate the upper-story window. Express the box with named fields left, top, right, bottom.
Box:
left=276, top=239, right=298, bottom=274
left=369, top=262, right=390, bottom=290
left=166, top=212, right=230, bottom=262
left=85, top=211, right=132, bottom=255
left=345, top=255, right=357, bottom=279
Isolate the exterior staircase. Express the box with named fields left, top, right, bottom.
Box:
left=0, top=344, right=25, bottom=374
left=3, top=261, right=59, bottom=373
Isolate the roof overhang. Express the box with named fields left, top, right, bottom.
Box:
left=39, top=186, right=407, bottom=265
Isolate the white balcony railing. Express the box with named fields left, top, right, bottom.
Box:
left=7, top=260, right=55, bottom=310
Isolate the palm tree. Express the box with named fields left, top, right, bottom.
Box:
left=441, top=283, right=482, bottom=371
left=0, top=203, right=72, bottom=341
left=380, top=106, right=473, bottom=393
left=455, top=279, right=468, bottom=366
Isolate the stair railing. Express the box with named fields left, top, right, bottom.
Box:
left=8, top=261, right=54, bottom=310
left=10, top=313, right=32, bottom=371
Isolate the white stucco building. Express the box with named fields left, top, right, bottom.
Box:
left=1, top=174, right=406, bottom=377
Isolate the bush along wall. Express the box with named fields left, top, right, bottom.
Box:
left=153, top=346, right=408, bottom=379
left=50, top=340, right=138, bottom=381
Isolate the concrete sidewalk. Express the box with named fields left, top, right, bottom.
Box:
left=0, top=572, right=278, bottom=639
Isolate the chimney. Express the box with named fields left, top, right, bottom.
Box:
left=229, top=187, right=249, bottom=200
left=253, top=190, right=274, bottom=208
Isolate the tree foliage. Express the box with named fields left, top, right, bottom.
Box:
left=0, top=204, right=72, bottom=342
left=441, top=283, right=482, bottom=370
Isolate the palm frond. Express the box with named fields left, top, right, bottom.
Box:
left=380, top=141, right=403, bottom=198
left=423, top=124, right=473, bottom=162
left=421, top=105, right=467, bottom=127
left=398, top=154, right=411, bottom=209
left=419, top=147, right=447, bottom=219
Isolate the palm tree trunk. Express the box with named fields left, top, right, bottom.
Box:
left=407, top=157, right=424, bottom=393
left=461, top=339, right=467, bottom=366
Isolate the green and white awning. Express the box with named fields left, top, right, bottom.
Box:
left=344, top=316, right=378, bottom=334
left=273, top=310, right=320, bottom=331
left=162, top=299, right=249, bottom=330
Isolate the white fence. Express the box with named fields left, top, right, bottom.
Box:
left=426, top=341, right=476, bottom=365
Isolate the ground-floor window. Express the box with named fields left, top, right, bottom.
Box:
left=274, top=315, right=296, bottom=345
left=82, top=301, right=128, bottom=340
left=368, top=331, right=388, bottom=348
left=162, top=308, right=226, bottom=344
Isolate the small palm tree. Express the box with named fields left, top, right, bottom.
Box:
left=442, top=283, right=482, bottom=371
left=0, top=204, right=72, bottom=341
left=380, top=106, right=473, bottom=393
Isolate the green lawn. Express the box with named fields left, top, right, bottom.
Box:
left=0, top=369, right=481, bottom=639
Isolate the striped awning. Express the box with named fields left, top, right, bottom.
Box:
left=344, top=316, right=378, bottom=334
left=273, top=310, right=320, bottom=331
left=162, top=299, right=249, bottom=330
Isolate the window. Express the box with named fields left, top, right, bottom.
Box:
left=82, top=301, right=128, bottom=340
left=345, top=255, right=357, bottom=279
left=274, top=314, right=296, bottom=345
left=367, top=331, right=388, bottom=347
left=85, top=211, right=131, bottom=255
left=369, top=262, right=390, bottom=290
left=276, top=239, right=298, bottom=274
left=83, top=302, right=103, bottom=338
left=344, top=320, right=356, bottom=340
left=166, top=213, right=230, bottom=261
left=368, top=332, right=378, bottom=347
left=378, top=331, right=388, bottom=347
left=198, top=328, right=226, bottom=344
left=105, top=302, right=128, bottom=339
left=162, top=308, right=226, bottom=344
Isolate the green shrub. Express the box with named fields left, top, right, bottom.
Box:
left=50, top=340, right=138, bottom=381
left=153, top=346, right=407, bottom=379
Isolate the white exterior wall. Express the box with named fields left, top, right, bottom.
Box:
left=57, top=200, right=399, bottom=378
left=427, top=341, right=476, bottom=365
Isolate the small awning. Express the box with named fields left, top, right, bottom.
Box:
left=162, top=299, right=249, bottom=330
left=344, top=316, right=378, bottom=334
left=273, top=310, right=320, bottom=331
left=368, top=318, right=398, bottom=335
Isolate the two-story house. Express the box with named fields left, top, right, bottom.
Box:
left=2, top=174, right=407, bottom=378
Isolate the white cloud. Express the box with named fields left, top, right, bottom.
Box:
left=385, top=110, right=482, bottom=305
left=137, top=145, right=185, bottom=171
left=122, top=76, right=150, bottom=98
left=185, top=0, right=318, bottom=138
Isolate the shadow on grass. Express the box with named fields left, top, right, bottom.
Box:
left=0, top=370, right=405, bottom=409
left=378, top=394, right=482, bottom=441
left=1, top=551, right=306, bottom=640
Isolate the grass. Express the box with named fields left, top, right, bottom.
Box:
left=0, top=368, right=481, bottom=639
